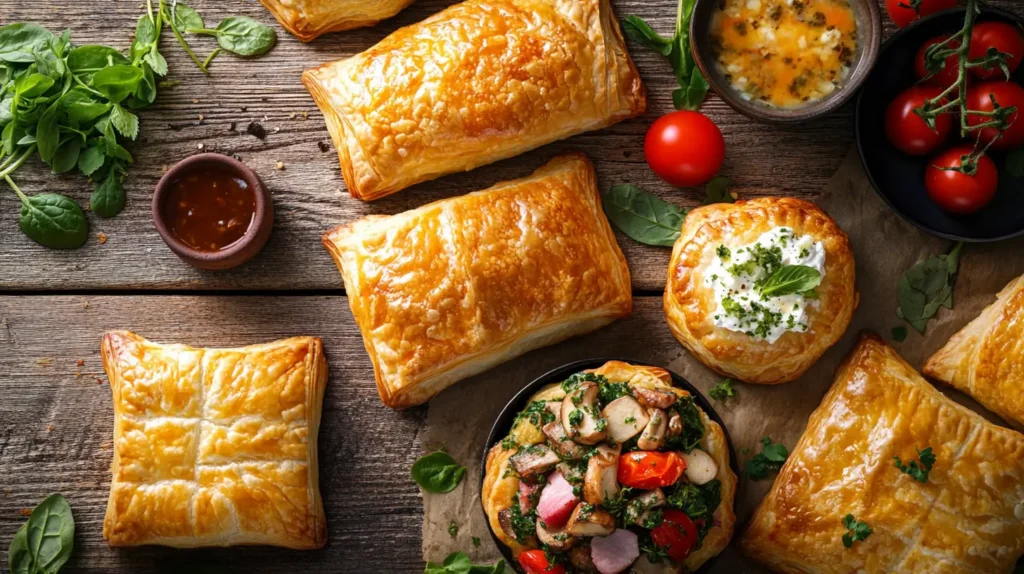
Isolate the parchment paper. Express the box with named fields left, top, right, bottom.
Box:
left=420, top=148, right=1024, bottom=572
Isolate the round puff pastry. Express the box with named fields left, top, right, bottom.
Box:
left=259, top=0, right=414, bottom=41
left=482, top=361, right=737, bottom=573
left=664, top=197, right=858, bottom=385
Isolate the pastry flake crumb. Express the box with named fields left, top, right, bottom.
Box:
left=275, top=161, right=285, bottom=170
left=97, top=232, right=107, bottom=244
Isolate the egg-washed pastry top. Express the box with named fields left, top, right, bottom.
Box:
left=741, top=333, right=1024, bottom=573
left=100, top=331, right=328, bottom=549
left=482, top=361, right=737, bottom=573
left=925, top=272, right=1024, bottom=429
left=322, top=154, right=631, bottom=409
left=664, top=197, right=857, bottom=385
left=302, top=0, right=646, bottom=201
left=259, top=0, right=413, bottom=42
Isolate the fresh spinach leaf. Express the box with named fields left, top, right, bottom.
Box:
left=18, top=191, right=89, bottom=249
left=0, top=23, right=54, bottom=63
left=622, top=0, right=707, bottom=110
left=67, top=45, right=130, bottom=81
left=78, top=145, right=105, bottom=175
left=897, top=243, right=963, bottom=333
left=621, top=15, right=673, bottom=55
left=209, top=17, right=277, bottom=56
left=424, top=552, right=504, bottom=574
left=702, top=175, right=735, bottom=205
left=90, top=169, right=125, bottom=218
left=173, top=3, right=205, bottom=32
left=51, top=137, right=82, bottom=174
left=602, top=183, right=687, bottom=247
left=15, top=72, right=55, bottom=98
left=759, top=265, right=822, bottom=297
left=7, top=493, right=75, bottom=574
left=91, top=65, right=144, bottom=103
left=35, top=101, right=60, bottom=163
left=412, top=451, right=467, bottom=493
left=61, top=89, right=110, bottom=123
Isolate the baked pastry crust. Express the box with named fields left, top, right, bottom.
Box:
left=322, top=154, right=631, bottom=409
left=259, top=0, right=413, bottom=42
left=924, top=273, right=1024, bottom=429
left=482, top=361, right=737, bottom=572
left=741, top=333, right=1024, bottom=573
left=302, top=0, right=645, bottom=201
left=100, top=331, right=328, bottom=549
left=664, top=197, right=858, bottom=384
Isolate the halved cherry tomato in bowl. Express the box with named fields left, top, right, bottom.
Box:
left=644, top=111, right=725, bottom=188
left=518, top=549, right=565, bottom=574
left=968, top=21, right=1024, bottom=80
left=886, top=0, right=957, bottom=28
left=885, top=86, right=953, bottom=156
left=650, top=510, right=699, bottom=562
left=617, top=451, right=686, bottom=490
left=965, top=81, right=1024, bottom=151
left=925, top=145, right=998, bottom=215
left=915, top=35, right=961, bottom=89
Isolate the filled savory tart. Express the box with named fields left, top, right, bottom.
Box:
left=483, top=361, right=736, bottom=573
left=664, top=197, right=857, bottom=384
left=259, top=0, right=413, bottom=41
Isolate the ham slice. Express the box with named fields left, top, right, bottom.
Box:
left=518, top=480, right=540, bottom=514
left=591, top=529, right=640, bottom=574
left=535, top=471, right=578, bottom=529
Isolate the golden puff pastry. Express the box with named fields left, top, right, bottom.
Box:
left=100, top=331, right=328, bottom=549
left=925, top=273, right=1024, bottom=429
left=741, top=333, right=1024, bottom=573
left=259, top=0, right=413, bottom=42
left=322, top=154, right=631, bottom=409
left=302, top=0, right=645, bottom=201
left=664, top=197, right=857, bottom=385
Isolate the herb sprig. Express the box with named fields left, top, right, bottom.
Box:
left=424, top=552, right=505, bottom=574
left=894, top=446, right=936, bottom=483
left=708, top=378, right=737, bottom=402
left=622, top=0, right=709, bottom=110
left=897, top=243, right=963, bottom=333
left=745, top=436, right=789, bottom=480
left=841, top=514, right=872, bottom=548
left=601, top=178, right=736, bottom=247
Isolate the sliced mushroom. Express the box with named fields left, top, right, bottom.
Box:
left=544, top=420, right=587, bottom=460
left=561, top=382, right=607, bottom=445
left=566, top=503, right=616, bottom=537
left=681, top=449, right=719, bottom=485
left=510, top=444, right=561, bottom=477
left=498, top=508, right=536, bottom=545
left=624, top=489, right=666, bottom=526
left=569, top=545, right=598, bottom=573
left=601, top=396, right=650, bottom=443
left=584, top=444, right=621, bottom=505
left=536, top=520, right=577, bottom=551
left=633, top=386, right=678, bottom=410
left=557, top=461, right=585, bottom=486
left=666, top=413, right=683, bottom=438
left=543, top=400, right=562, bottom=420
left=637, top=409, right=668, bottom=451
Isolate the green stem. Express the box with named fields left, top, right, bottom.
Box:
left=146, top=0, right=155, bottom=24
left=0, top=145, right=35, bottom=180
left=675, top=0, right=685, bottom=35
left=3, top=175, right=30, bottom=206
left=187, top=28, right=221, bottom=36
left=162, top=7, right=209, bottom=74
left=71, top=73, right=106, bottom=98
left=202, top=48, right=221, bottom=70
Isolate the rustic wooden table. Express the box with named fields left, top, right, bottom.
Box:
left=1, top=0, right=1020, bottom=572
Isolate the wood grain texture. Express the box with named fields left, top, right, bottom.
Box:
left=5, top=0, right=1017, bottom=292
left=0, top=295, right=687, bottom=573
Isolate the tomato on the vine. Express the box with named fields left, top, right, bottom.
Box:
left=965, top=81, right=1024, bottom=150
left=518, top=549, right=565, bottom=574
left=650, top=510, right=699, bottom=563
left=968, top=21, right=1024, bottom=80
left=644, top=111, right=725, bottom=188
left=915, top=36, right=961, bottom=89
left=885, top=86, right=953, bottom=156
left=886, top=0, right=957, bottom=28
left=925, top=146, right=998, bottom=215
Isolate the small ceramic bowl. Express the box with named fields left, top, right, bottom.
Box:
left=153, top=153, right=273, bottom=270
left=690, top=0, right=882, bottom=124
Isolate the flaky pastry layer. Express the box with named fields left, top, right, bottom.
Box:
left=259, top=0, right=413, bottom=41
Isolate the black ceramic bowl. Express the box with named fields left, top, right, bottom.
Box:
left=480, top=358, right=738, bottom=574
left=856, top=7, right=1024, bottom=242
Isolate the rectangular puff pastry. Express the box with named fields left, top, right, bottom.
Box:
left=322, top=154, right=632, bottom=409
left=302, top=0, right=646, bottom=201
left=100, top=331, right=328, bottom=549
left=741, top=333, right=1024, bottom=574
left=924, top=273, right=1024, bottom=429
left=259, top=0, right=414, bottom=42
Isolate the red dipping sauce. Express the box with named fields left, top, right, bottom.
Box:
left=162, top=167, right=256, bottom=252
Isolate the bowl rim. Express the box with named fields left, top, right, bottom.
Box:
left=478, top=357, right=739, bottom=574
left=854, top=5, right=1024, bottom=243
left=152, top=152, right=272, bottom=264
left=690, top=0, right=882, bottom=124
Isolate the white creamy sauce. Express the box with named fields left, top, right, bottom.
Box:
left=703, top=226, right=826, bottom=343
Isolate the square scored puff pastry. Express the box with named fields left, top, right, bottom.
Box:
left=302, top=0, right=646, bottom=201
left=100, top=331, right=328, bottom=549
left=322, top=154, right=632, bottom=409
left=925, top=272, right=1024, bottom=429
left=741, top=333, right=1024, bottom=573
left=258, top=0, right=414, bottom=42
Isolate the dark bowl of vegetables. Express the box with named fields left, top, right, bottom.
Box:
left=480, top=358, right=738, bottom=574
left=856, top=5, right=1024, bottom=242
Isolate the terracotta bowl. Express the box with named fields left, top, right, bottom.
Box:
left=690, top=0, right=882, bottom=124
left=152, top=153, right=274, bottom=270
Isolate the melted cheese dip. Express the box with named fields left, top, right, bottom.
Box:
left=704, top=227, right=826, bottom=343
left=711, top=0, right=858, bottom=108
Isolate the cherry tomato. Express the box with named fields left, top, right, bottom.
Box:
left=965, top=81, right=1024, bottom=150
left=886, top=0, right=957, bottom=28
left=925, top=146, right=998, bottom=214
left=650, top=510, right=699, bottom=562
left=518, top=549, right=565, bottom=574
left=915, top=36, right=961, bottom=89
left=884, top=86, right=953, bottom=156
left=968, top=21, right=1024, bottom=80
left=644, top=111, right=725, bottom=188
left=617, top=451, right=687, bottom=490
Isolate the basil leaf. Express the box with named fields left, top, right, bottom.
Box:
left=78, top=145, right=105, bottom=175
left=1008, top=148, right=1024, bottom=178
left=897, top=243, right=963, bottom=333
left=110, top=103, right=139, bottom=140
left=91, top=65, right=144, bottom=103
left=7, top=494, right=75, bottom=574
left=621, top=16, right=673, bottom=56
left=51, top=137, right=82, bottom=174
left=213, top=17, right=277, bottom=56
left=35, top=101, right=60, bottom=163
left=601, top=183, right=686, bottom=247
left=173, top=3, right=205, bottom=31
left=0, top=23, right=54, bottom=63
left=411, top=451, right=466, bottom=493
left=90, top=169, right=126, bottom=218
left=19, top=193, right=89, bottom=249
left=759, top=265, right=822, bottom=297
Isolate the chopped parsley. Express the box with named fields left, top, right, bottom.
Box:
left=447, top=521, right=459, bottom=538
left=604, top=486, right=638, bottom=522
left=716, top=245, right=731, bottom=259
left=641, top=508, right=664, bottom=529
left=560, top=372, right=607, bottom=394
left=508, top=497, right=536, bottom=542
left=663, top=395, right=704, bottom=452
left=598, top=381, right=632, bottom=405
left=568, top=408, right=583, bottom=428
left=841, top=514, right=872, bottom=548
left=709, top=378, right=737, bottom=402
left=511, top=400, right=556, bottom=434
left=745, top=436, right=789, bottom=480
left=624, top=416, right=636, bottom=424
left=894, top=446, right=935, bottom=483
left=501, top=436, right=518, bottom=451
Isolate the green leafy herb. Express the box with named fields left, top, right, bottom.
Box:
left=841, top=514, right=872, bottom=548
left=7, top=493, right=75, bottom=574
left=598, top=381, right=632, bottom=405
left=665, top=480, right=721, bottom=546
left=471, top=536, right=481, bottom=548
left=447, top=521, right=459, bottom=538
left=891, top=326, right=908, bottom=342
left=708, top=378, right=737, bottom=402
left=758, top=265, right=823, bottom=297
left=411, top=451, right=467, bottom=493
left=1008, top=148, right=1024, bottom=178
left=703, top=176, right=735, bottom=205
left=560, top=372, right=607, bottom=394
left=601, top=183, right=686, bottom=247
left=202, top=17, right=277, bottom=57
left=424, top=552, right=505, bottom=574
left=664, top=395, right=704, bottom=452
left=745, top=436, right=789, bottom=480
left=897, top=243, right=963, bottom=333
left=622, top=0, right=708, bottom=111
left=894, top=446, right=935, bottom=483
